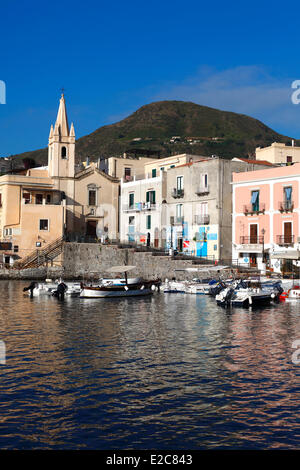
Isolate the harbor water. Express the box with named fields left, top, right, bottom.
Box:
left=0, top=280, right=299, bottom=449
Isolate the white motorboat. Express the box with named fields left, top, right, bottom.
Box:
left=24, top=279, right=82, bottom=297
left=161, top=279, right=187, bottom=293
left=216, top=283, right=277, bottom=308
left=184, top=279, right=213, bottom=295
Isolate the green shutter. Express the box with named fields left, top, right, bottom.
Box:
left=152, top=191, right=156, bottom=204
left=152, top=168, right=156, bottom=177
left=146, top=191, right=150, bottom=202
left=146, top=215, right=151, bottom=229
left=129, top=193, right=134, bottom=207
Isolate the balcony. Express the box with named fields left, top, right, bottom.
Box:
left=85, top=206, right=104, bottom=218
left=277, top=235, right=295, bottom=246
left=278, top=201, right=294, bottom=212
left=194, top=214, right=210, bottom=225
left=171, top=188, right=184, bottom=198
left=243, top=203, right=265, bottom=215
left=170, top=216, right=184, bottom=225
left=195, top=185, right=209, bottom=196
left=123, top=202, right=156, bottom=212
left=141, top=202, right=156, bottom=211
left=240, top=236, right=264, bottom=245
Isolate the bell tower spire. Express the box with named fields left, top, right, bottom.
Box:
left=48, top=93, right=75, bottom=178
left=55, top=93, right=69, bottom=137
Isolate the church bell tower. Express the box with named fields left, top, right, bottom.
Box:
left=48, top=94, right=75, bottom=178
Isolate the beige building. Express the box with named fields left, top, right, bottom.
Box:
left=144, top=153, right=204, bottom=178
left=0, top=94, right=121, bottom=265
left=256, top=142, right=300, bottom=165
left=0, top=170, right=64, bottom=264
left=101, top=154, right=155, bottom=180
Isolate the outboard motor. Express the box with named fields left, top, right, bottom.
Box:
left=23, top=281, right=37, bottom=298
left=209, top=281, right=227, bottom=297
left=52, top=282, right=68, bottom=300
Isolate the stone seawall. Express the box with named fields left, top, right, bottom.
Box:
left=0, top=243, right=233, bottom=281
left=62, top=243, right=228, bottom=281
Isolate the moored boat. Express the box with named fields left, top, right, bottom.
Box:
left=80, top=266, right=160, bottom=298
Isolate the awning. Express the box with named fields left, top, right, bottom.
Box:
left=251, top=191, right=259, bottom=203
left=270, top=251, right=300, bottom=260
left=284, top=187, right=292, bottom=200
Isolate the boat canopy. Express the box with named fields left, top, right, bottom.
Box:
left=175, top=266, right=230, bottom=272
left=107, top=265, right=136, bottom=273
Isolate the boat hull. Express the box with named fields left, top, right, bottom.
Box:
left=80, top=287, right=153, bottom=298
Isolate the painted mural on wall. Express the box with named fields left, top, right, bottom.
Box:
left=165, top=223, right=218, bottom=257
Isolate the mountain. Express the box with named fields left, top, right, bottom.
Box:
left=11, top=101, right=294, bottom=166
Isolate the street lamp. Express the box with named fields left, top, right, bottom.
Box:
left=261, top=228, right=266, bottom=264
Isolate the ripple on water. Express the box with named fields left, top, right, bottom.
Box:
left=0, top=281, right=299, bottom=449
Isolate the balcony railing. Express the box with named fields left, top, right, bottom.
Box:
left=278, top=201, right=294, bottom=212
left=123, top=202, right=156, bottom=212
left=240, top=236, right=264, bottom=245
left=243, top=203, right=265, bottom=215
left=194, top=214, right=210, bottom=225
left=276, top=235, right=295, bottom=246
left=170, top=216, right=184, bottom=225
left=195, top=185, right=209, bottom=195
left=171, top=188, right=184, bottom=198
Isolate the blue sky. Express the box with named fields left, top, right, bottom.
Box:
left=1, top=0, right=300, bottom=156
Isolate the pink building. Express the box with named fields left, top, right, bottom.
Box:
left=232, top=163, right=300, bottom=274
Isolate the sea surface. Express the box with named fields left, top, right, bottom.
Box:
left=0, top=280, right=299, bottom=450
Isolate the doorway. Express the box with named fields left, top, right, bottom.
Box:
left=284, top=222, right=292, bottom=244
left=86, top=220, right=97, bottom=237
left=250, top=253, right=257, bottom=267
left=250, top=224, right=258, bottom=244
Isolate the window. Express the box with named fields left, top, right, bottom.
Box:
left=152, top=168, right=157, bottom=178
left=129, top=192, right=134, bottom=208
left=13, top=246, right=19, bottom=253
left=61, top=146, right=67, bottom=159
left=124, top=167, right=131, bottom=180
left=146, top=190, right=156, bottom=204
left=129, top=216, right=135, bottom=225
left=23, top=193, right=30, bottom=204
left=170, top=165, right=175, bottom=168
left=284, top=187, right=292, bottom=209
left=36, top=194, right=43, bottom=205
left=251, top=190, right=259, bottom=212
left=176, top=204, right=183, bottom=221
left=39, top=219, right=49, bottom=231
left=46, top=194, right=51, bottom=205
left=88, top=189, right=96, bottom=206
left=201, top=174, right=208, bottom=188
left=146, top=215, right=151, bottom=229
left=177, top=176, right=184, bottom=190
left=287, top=156, right=292, bottom=164
left=0, top=193, right=2, bottom=207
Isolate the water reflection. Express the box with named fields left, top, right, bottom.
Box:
left=0, top=281, right=299, bottom=449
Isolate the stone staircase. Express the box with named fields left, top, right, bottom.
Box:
left=14, top=236, right=64, bottom=269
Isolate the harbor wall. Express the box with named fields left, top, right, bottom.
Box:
left=62, top=243, right=231, bottom=280
left=0, top=243, right=234, bottom=281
